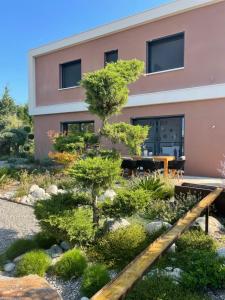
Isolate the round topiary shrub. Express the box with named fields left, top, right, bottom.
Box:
left=93, top=224, right=150, bottom=269
left=81, top=264, right=110, bottom=297
left=54, top=248, right=87, bottom=280
left=16, top=250, right=51, bottom=277
left=5, top=238, right=37, bottom=260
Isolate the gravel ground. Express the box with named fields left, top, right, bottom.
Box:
left=0, top=199, right=40, bottom=253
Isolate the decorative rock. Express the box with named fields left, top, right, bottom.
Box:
left=81, top=297, right=90, bottom=300
left=46, top=245, right=63, bottom=258
left=30, top=187, right=46, bottom=200
left=104, top=218, right=130, bottom=232
left=99, top=189, right=116, bottom=201
left=13, top=254, right=25, bottom=263
left=29, top=184, right=40, bottom=193
left=145, top=221, right=172, bottom=235
left=4, top=263, right=15, bottom=272
left=57, top=189, right=66, bottom=194
left=193, top=216, right=225, bottom=235
left=168, top=243, right=176, bottom=253
left=164, top=267, right=183, bottom=281
left=46, top=185, right=58, bottom=195
left=60, top=241, right=71, bottom=251
left=217, top=248, right=225, bottom=258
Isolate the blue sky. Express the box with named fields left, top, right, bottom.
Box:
left=0, top=0, right=170, bottom=104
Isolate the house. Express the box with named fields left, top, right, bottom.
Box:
left=29, top=0, right=225, bottom=177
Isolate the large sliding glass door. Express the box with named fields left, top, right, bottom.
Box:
left=133, top=116, right=184, bottom=157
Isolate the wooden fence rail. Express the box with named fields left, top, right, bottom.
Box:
left=91, top=187, right=223, bottom=300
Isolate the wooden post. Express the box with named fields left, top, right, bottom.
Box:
left=205, top=206, right=210, bottom=234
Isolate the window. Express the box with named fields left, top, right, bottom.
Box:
left=104, top=50, right=118, bottom=65
left=60, top=59, right=81, bottom=89
left=61, top=121, right=94, bottom=134
left=147, top=33, right=184, bottom=73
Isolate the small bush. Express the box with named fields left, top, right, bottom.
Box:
left=16, top=250, right=51, bottom=277
left=54, top=249, right=87, bottom=280
left=33, top=232, right=58, bottom=249
left=93, top=224, right=150, bottom=269
left=126, top=275, right=209, bottom=300
left=102, top=189, right=150, bottom=218
left=5, top=238, right=37, bottom=260
left=35, top=192, right=95, bottom=244
left=81, top=264, right=110, bottom=297
left=176, top=230, right=217, bottom=252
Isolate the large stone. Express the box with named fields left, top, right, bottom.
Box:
left=164, top=267, right=183, bottom=281
left=46, top=185, right=58, bottom=195
left=13, top=254, right=25, bottom=263
left=29, top=184, right=40, bottom=193
left=99, top=189, right=116, bottom=201
left=81, top=297, right=90, bottom=300
left=193, top=216, right=225, bottom=235
left=217, top=248, right=225, bottom=258
left=20, top=194, right=36, bottom=205
left=30, top=187, right=46, bottom=199
left=3, top=263, right=15, bottom=272
left=60, top=241, right=71, bottom=251
left=46, top=244, right=63, bottom=258
left=0, top=275, right=61, bottom=299
left=104, top=218, right=130, bottom=232
left=145, top=221, right=172, bottom=235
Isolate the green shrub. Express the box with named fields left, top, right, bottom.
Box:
left=33, top=232, right=58, bottom=249
left=126, top=275, right=209, bottom=300
left=81, top=264, right=110, bottom=297
left=16, top=250, right=51, bottom=277
left=5, top=238, right=37, bottom=260
left=132, top=176, right=174, bottom=200
left=101, top=189, right=150, bottom=218
left=93, top=224, right=150, bottom=269
left=35, top=193, right=95, bottom=244
left=176, top=230, right=217, bottom=252
left=54, top=249, right=87, bottom=280
left=144, top=193, right=198, bottom=224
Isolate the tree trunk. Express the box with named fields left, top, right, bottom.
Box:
left=92, top=191, right=99, bottom=227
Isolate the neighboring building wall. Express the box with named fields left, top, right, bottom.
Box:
left=34, top=98, right=225, bottom=177
left=35, top=2, right=225, bottom=107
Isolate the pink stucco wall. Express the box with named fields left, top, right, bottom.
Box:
left=34, top=98, right=225, bottom=178
left=35, top=2, right=225, bottom=107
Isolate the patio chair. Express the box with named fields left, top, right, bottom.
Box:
left=121, top=159, right=138, bottom=177
left=137, top=159, right=162, bottom=176
left=168, top=159, right=185, bottom=180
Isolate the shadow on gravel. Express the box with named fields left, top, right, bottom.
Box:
left=0, top=228, right=18, bottom=253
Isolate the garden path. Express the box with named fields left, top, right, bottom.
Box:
left=0, top=199, right=39, bottom=253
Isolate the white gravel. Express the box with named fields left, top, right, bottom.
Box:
left=0, top=199, right=40, bottom=253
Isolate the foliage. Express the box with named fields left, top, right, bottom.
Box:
left=48, top=151, right=79, bottom=167
left=33, top=232, right=58, bottom=249
left=54, top=249, right=87, bottom=280
left=34, top=193, right=94, bottom=244
left=16, top=104, right=33, bottom=127
left=5, top=238, right=37, bottom=260
left=69, top=157, right=121, bottom=226
left=93, top=224, right=150, bottom=269
left=0, top=86, right=17, bottom=116
left=101, top=189, right=150, bottom=218
left=81, top=60, right=144, bottom=125
left=131, top=176, right=174, bottom=200
left=126, top=275, right=209, bottom=300
left=176, top=230, right=217, bottom=252
left=81, top=264, right=110, bottom=297
left=103, top=122, right=148, bottom=156
left=16, top=250, right=51, bottom=277
left=144, top=193, right=199, bottom=224
left=49, top=131, right=99, bottom=154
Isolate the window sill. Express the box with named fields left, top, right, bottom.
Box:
left=58, top=85, right=81, bottom=91
left=144, top=67, right=184, bottom=76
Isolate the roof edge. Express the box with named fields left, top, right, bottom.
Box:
left=29, top=0, right=222, bottom=57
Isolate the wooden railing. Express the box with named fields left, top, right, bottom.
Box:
left=91, top=187, right=223, bottom=300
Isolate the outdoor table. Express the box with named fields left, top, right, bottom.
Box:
left=153, top=156, right=175, bottom=177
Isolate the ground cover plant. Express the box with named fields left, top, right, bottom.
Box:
left=16, top=250, right=51, bottom=277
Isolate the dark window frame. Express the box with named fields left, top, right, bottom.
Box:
left=131, top=115, right=185, bottom=156
left=104, top=49, right=118, bottom=66
left=146, top=32, right=185, bottom=74
left=60, top=120, right=94, bottom=134
left=59, top=59, right=82, bottom=89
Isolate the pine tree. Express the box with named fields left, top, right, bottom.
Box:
left=0, top=86, right=17, bottom=115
